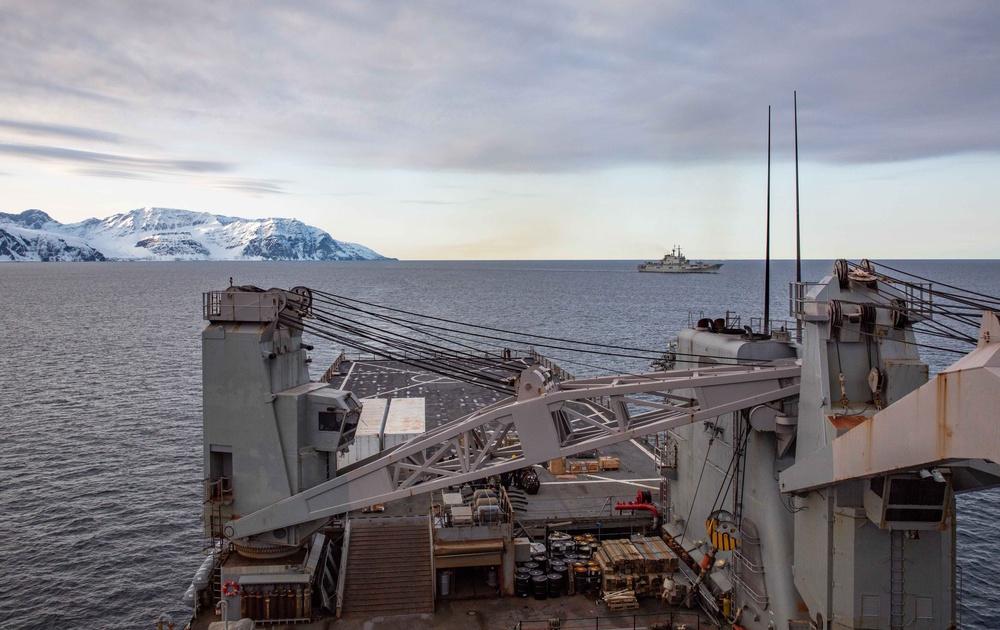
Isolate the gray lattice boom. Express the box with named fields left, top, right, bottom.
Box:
left=226, top=361, right=800, bottom=539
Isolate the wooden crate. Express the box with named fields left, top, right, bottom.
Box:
left=598, top=456, right=620, bottom=471
left=604, top=590, right=639, bottom=611
left=549, top=457, right=567, bottom=475
left=568, top=460, right=600, bottom=473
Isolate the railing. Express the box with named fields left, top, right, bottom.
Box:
left=204, top=476, right=233, bottom=505
left=788, top=281, right=824, bottom=320
left=653, top=434, right=678, bottom=471
left=956, top=563, right=963, bottom=628
left=334, top=519, right=351, bottom=618
left=732, top=547, right=768, bottom=609
left=203, top=291, right=223, bottom=318
left=789, top=279, right=935, bottom=324
left=528, top=349, right=574, bottom=381
left=516, top=610, right=707, bottom=629
left=320, top=351, right=347, bottom=383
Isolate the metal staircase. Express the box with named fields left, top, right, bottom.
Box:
left=338, top=516, right=434, bottom=617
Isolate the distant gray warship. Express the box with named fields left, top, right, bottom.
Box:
left=638, top=245, right=722, bottom=273
left=178, top=259, right=998, bottom=630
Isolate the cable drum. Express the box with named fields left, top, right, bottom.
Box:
left=287, top=286, right=313, bottom=312
left=829, top=300, right=844, bottom=329
left=835, top=259, right=850, bottom=289
left=860, top=304, right=878, bottom=335
left=891, top=298, right=909, bottom=329
left=264, top=288, right=288, bottom=314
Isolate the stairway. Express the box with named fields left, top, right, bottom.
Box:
left=339, top=516, right=434, bottom=617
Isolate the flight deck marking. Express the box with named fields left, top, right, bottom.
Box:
left=544, top=475, right=659, bottom=490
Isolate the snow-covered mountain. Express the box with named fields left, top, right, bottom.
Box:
left=0, top=208, right=390, bottom=262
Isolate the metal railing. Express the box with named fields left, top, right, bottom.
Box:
left=334, top=519, right=351, bottom=618
left=732, top=547, right=768, bottom=609
left=516, top=610, right=707, bottom=630
left=204, top=476, right=233, bottom=505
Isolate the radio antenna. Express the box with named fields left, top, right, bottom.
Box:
left=764, top=105, right=771, bottom=336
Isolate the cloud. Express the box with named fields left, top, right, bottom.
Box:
left=0, top=118, right=127, bottom=144
left=0, top=143, right=233, bottom=175
left=398, top=199, right=465, bottom=206
left=214, top=178, right=288, bottom=195
left=73, top=168, right=151, bottom=180
left=0, top=1, right=997, bottom=175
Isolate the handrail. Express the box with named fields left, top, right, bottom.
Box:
left=334, top=519, right=351, bottom=618
left=733, top=549, right=769, bottom=608
left=203, top=476, right=234, bottom=504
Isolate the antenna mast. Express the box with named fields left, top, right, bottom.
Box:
left=764, top=106, right=771, bottom=335
left=794, top=91, right=801, bottom=284
left=794, top=91, right=803, bottom=343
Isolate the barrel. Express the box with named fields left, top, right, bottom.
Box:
left=587, top=575, right=601, bottom=594
left=547, top=572, right=563, bottom=598
left=553, top=563, right=570, bottom=595
left=532, top=575, right=548, bottom=600
left=548, top=531, right=571, bottom=544
left=523, top=561, right=540, bottom=571
left=514, top=573, right=531, bottom=597
left=548, top=541, right=563, bottom=560
left=438, top=570, right=454, bottom=596
left=573, top=566, right=588, bottom=594
left=515, top=566, right=531, bottom=577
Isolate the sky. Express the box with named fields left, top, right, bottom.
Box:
left=1, top=1, right=998, bottom=260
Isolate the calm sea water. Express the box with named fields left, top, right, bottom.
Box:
left=0, top=259, right=996, bottom=628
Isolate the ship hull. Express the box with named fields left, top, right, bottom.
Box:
left=637, top=264, right=722, bottom=273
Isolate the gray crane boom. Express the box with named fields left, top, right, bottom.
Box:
left=226, top=359, right=800, bottom=540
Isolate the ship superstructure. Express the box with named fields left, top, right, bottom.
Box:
left=638, top=245, right=722, bottom=273
left=180, top=262, right=1000, bottom=629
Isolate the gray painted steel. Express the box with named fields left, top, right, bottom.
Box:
left=200, top=264, right=1000, bottom=628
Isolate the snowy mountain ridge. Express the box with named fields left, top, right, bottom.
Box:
left=0, top=208, right=390, bottom=262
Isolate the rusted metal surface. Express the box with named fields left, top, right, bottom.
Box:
left=827, top=414, right=870, bottom=430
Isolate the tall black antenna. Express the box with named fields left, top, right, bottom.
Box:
left=764, top=105, right=771, bottom=335
left=794, top=91, right=801, bottom=284
left=794, top=91, right=803, bottom=344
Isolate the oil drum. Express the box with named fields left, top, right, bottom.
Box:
left=532, top=575, right=548, bottom=600
left=523, top=561, right=540, bottom=571
left=573, top=566, right=588, bottom=594
left=515, top=573, right=531, bottom=597
left=546, top=572, right=563, bottom=598
left=553, top=563, right=570, bottom=595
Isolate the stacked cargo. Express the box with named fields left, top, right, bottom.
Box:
left=594, top=535, right=678, bottom=597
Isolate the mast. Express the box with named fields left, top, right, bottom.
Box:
left=764, top=106, right=771, bottom=335
left=794, top=91, right=803, bottom=343
left=794, top=91, right=801, bottom=284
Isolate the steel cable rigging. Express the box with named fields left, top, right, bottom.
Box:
left=843, top=260, right=1000, bottom=351
left=306, top=288, right=772, bottom=367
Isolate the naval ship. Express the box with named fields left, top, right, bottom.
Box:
left=638, top=245, right=722, bottom=273
left=173, top=258, right=999, bottom=630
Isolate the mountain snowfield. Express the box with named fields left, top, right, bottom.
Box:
left=0, top=207, right=390, bottom=262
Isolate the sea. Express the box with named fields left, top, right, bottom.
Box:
left=1, top=259, right=997, bottom=629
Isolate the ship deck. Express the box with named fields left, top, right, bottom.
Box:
left=191, top=356, right=715, bottom=629
left=331, top=356, right=665, bottom=533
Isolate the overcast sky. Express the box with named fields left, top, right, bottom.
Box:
left=1, top=1, right=998, bottom=259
